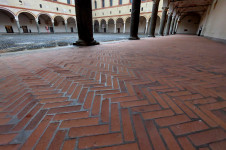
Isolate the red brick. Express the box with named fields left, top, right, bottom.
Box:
left=111, top=103, right=120, bottom=132
left=78, top=133, right=122, bottom=149
left=60, top=117, right=99, bottom=128
left=93, top=143, right=139, bottom=150
left=0, top=133, right=18, bottom=145
left=161, top=94, right=183, bottom=114
left=47, top=105, right=81, bottom=114
left=34, top=122, right=59, bottom=150
left=151, top=91, right=169, bottom=108
left=71, top=85, right=82, bottom=99
left=121, top=100, right=149, bottom=108
left=62, top=139, right=76, bottom=150
left=53, top=111, right=89, bottom=121
left=83, top=91, right=94, bottom=109
left=131, top=104, right=161, bottom=112
left=121, top=109, right=134, bottom=141
left=142, top=109, right=174, bottom=120
left=188, top=128, right=226, bottom=146
left=39, top=97, right=68, bottom=103
left=0, top=144, right=20, bottom=150
left=160, top=128, right=181, bottom=150
left=156, top=114, right=190, bottom=127
left=132, top=114, right=152, bottom=150
left=69, top=124, right=109, bottom=137
left=178, top=137, right=196, bottom=150
left=145, top=120, right=166, bottom=150
left=209, top=140, right=226, bottom=150
left=91, top=95, right=101, bottom=116
left=48, top=130, right=66, bottom=150
left=111, top=96, right=138, bottom=102
left=77, top=88, right=88, bottom=103
left=25, top=109, right=47, bottom=130
left=101, top=99, right=109, bottom=123
left=168, top=91, right=191, bottom=97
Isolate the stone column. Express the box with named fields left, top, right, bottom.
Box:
left=35, top=18, right=40, bottom=33
left=129, top=0, right=141, bottom=40
left=165, top=14, right=172, bottom=35
left=114, top=22, right=117, bottom=33
left=158, top=7, right=168, bottom=36
left=15, top=18, right=21, bottom=34
left=65, top=20, right=68, bottom=33
left=93, top=22, right=95, bottom=33
left=123, top=21, right=126, bottom=33
left=106, top=23, right=108, bottom=33
left=172, top=16, right=179, bottom=34
left=145, top=20, right=149, bottom=34
left=51, top=20, right=55, bottom=33
left=99, top=23, right=101, bottom=33
left=73, top=0, right=99, bottom=46
left=170, top=15, right=175, bottom=35
left=148, top=0, right=160, bottom=37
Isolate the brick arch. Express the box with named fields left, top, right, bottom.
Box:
left=53, top=15, right=66, bottom=22
left=37, top=13, right=53, bottom=20
left=17, top=10, right=37, bottom=19
left=0, top=7, right=16, bottom=17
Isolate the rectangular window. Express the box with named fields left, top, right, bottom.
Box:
left=110, top=0, right=113, bottom=6
left=102, top=0, right=105, bottom=8
left=95, top=1, right=97, bottom=9
left=40, top=4, right=42, bottom=8
left=67, top=0, right=70, bottom=4
left=119, top=0, right=122, bottom=5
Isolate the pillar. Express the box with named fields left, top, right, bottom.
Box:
left=165, top=14, right=172, bottom=35
left=15, top=18, right=21, bottom=34
left=123, top=21, right=126, bottom=33
left=158, top=7, right=168, bottom=36
left=114, top=22, right=117, bottom=33
left=148, top=0, right=160, bottom=37
left=172, top=16, right=178, bottom=34
left=93, top=22, right=95, bottom=33
left=35, top=18, right=40, bottom=33
left=99, top=22, right=101, bottom=33
left=65, top=20, right=68, bottom=33
left=145, top=20, right=149, bottom=34
left=169, top=15, right=175, bottom=35
left=129, top=0, right=141, bottom=40
left=51, top=20, right=55, bottom=33
left=73, top=0, right=99, bottom=46
left=106, top=23, right=108, bottom=33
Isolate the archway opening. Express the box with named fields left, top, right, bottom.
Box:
left=0, top=9, right=17, bottom=33
left=100, top=19, right=107, bottom=33
left=139, top=16, right=146, bottom=34
left=67, top=17, right=76, bottom=33
left=94, top=20, right=99, bottom=33
left=177, top=13, right=201, bottom=35
left=116, top=18, right=123, bottom=33
left=108, top=19, right=114, bottom=33
left=54, top=16, right=65, bottom=33
left=18, top=12, right=36, bottom=33
left=155, top=15, right=160, bottom=35
left=38, top=14, right=53, bottom=33
left=125, top=17, right=131, bottom=33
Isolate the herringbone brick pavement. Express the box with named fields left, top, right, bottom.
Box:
left=0, top=35, right=226, bottom=150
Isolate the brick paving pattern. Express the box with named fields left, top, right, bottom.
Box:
left=0, top=35, right=226, bottom=150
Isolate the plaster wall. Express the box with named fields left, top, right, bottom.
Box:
left=0, top=12, right=18, bottom=33
left=177, top=15, right=200, bottom=35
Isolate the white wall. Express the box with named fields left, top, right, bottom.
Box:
left=177, top=15, right=200, bottom=35
left=199, top=0, right=226, bottom=40
left=19, top=14, right=38, bottom=33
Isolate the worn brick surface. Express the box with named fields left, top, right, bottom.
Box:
left=0, top=35, right=226, bottom=149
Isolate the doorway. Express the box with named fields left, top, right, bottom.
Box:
left=118, top=28, right=120, bottom=33
left=71, top=27, right=74, bottom=32
left=49, top=27, right=54, bottom=33
left=22, top=26, right=28, bottom=33
left=5, top=26, right=14, bottom=33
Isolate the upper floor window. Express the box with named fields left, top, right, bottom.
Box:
left=102, top=0, right=105, bottom=8
left=53, top=0, right=57, bottom=1
left=67, top=0, right=70, bottom=4
left=40, top=4, right=42, bottom=8
left=110, top=0, right=113, bottom=6
left=130, top=0, right=132, bottom=3
left=119, top=0, right=122, bottom=5
left=95, top=1, right=97, bottom=9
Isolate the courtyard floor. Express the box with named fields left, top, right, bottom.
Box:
left=0, top=33, right=147, bottom=53
left=0, top=35, right=226, bottom=150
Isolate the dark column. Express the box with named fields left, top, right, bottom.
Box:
left=158, top=7, right=168, bottom=36
left=165, top=14, right=172, bottom=35
left=148, top=0, right=160, bottom=37
left=129, top=0, right=141, bottom=40
left=73, top=0, right=99, bottom=46
left=172, top=16, right=178, bottom=34
left=169, top=15, right=175, bottom=34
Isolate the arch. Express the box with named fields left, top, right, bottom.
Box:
left=17, top=10, right=36, bottom=19
left=116, top=18, right=123, bottom=33
left=0, top=8, right=17, bottom=33
left=67, top=17, right=76, bottom=33
left=138, top=16, right=146, bottom=34
left=125, top=17, right=131, bottom=33
left=163, top=0, right=170, bottom=7
left=94, top=20, right=99, bottom=33
left=37, top=13, right=53, bottom=20
left=0, top=7, right=16, bottom=17
left=108, top=18, right=114, bottom=33
left=100, top=19, right=107, bottom=33
left=18, top=12, right=37, bottom=33
left=54, top=16, right=66, bottom=32
left=177, top=13, right=201, bottom=35
left=38, top=14, right=54, bottom=33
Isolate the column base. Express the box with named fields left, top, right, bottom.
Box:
left=148, top=35, right=155, bottom=37
left=129, top=36, right=140, bottom=40
left=73, top=39, right=100, bottom=46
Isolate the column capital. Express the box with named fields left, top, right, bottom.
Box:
left=162, top=7, right=169, bottom=11
left=64, top=20, right=68, bottom=24
left=15, top=17, right=19, bottom=21
left=35, top=18, right=39, bottom=22
left=153, top=0, right=160, bottom=4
